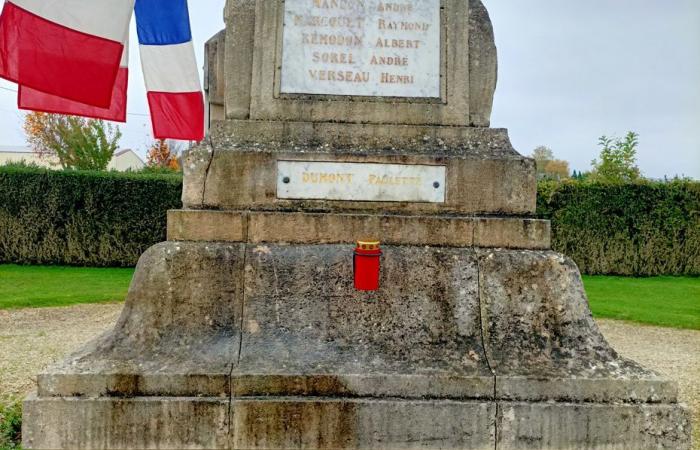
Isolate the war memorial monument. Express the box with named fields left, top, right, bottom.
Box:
left=22, top=0, right=691, bottom=448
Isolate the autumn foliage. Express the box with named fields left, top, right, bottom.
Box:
left=147, top=139, right=180, bottom=171
left=24, top=112, right=121, bottom=171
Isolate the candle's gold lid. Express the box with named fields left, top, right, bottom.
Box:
left=357, top=240, right=381, bottom=250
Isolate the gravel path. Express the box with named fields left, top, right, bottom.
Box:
left=1, top=305, right=698, bottom=448
left=598, top=319, right=700, bottom=449
left=0, top=303, right=123, bottom=398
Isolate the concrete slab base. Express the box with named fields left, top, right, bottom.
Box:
left=23, top=395, right=689, bottom=450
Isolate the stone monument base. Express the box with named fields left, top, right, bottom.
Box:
left=23, top=241, right=691, bottom=449
left=23, top=395, right=688, bottom=449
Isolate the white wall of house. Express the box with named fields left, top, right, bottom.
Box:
left=0, top=146, right=60, bottom=168
left=107, top=149, right=146, bottom=172
left=0, top=146, right=145, bottom=171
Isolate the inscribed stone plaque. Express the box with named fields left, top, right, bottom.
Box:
left=280, top=0, right=441, bottom=98
left=277, top=161, right=446, bottom=202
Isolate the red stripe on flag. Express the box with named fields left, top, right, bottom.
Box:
left=147, top=91, right=204, bottom=141
left=18, top=68, right=128, bottom=122
left=0, top=2, right=123, bottom=108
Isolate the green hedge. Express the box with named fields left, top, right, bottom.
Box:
left=0, top=166, right=182, bottom=267
left=0, top=397, right=21, bottom=449
left=1, top=166, right=698, bottom=275
left=538, top=180, right=700, bottom=276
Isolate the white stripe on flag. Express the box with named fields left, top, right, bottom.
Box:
left=120, top=34, right=129, bottom=67
left=12, top=0, right=133, bottom=42
left=139, top=41, right=201, bottom=93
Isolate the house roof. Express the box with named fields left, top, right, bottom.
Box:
left=113, top=149, right=145, bottom=164
left=0, top=145, right=32, bottom=153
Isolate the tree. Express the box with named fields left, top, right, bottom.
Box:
left=590, top=132, right=641, bottom=183
left=146, top=139, right=181, bottom=171
left=543, top=159, right=570, bottom=180
left=530, top=145, right=570, bottom=180
left=532, top=146, right=554, bottom=164
left=24, top=112, right=121, bottom=171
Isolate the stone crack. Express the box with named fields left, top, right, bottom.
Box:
left=475, top=250, right=499, bottom=449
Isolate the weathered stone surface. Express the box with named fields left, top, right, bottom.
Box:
left=214, top=0, right=497, bottom=127
left=208, top=119, right=519, bottom=151
left=25, top=243, right=691, bottom=449
left=25, top=394, right=690, bottom=450
left=477, top=249, right=678, bottom=403
left=37, top=241, right=245, bottom=398
left=497, top=402, right=692, bottom=450
left=168, top=209, right=247, bottom=243
left=223, top=0, right=255, bottom=120
left=23, top=395, right=230, bottom=450
left=182, top=140, right=214, bottom=207
left=23, top=395, right=496, bottom=450
left=237, top=245, right=493, bottom=398
left=168, top=209, right=551, bottom=250
left=231, top=398, right=496, bottom=450
left=469, top=0, right=498, bottom=127
left=204, top=30, right=225, bottom=114
left=249, top=0, right=469, bottom=126
left=36, top=244, right=683, bottom=405
left=181, top=127, right=537, bottom=215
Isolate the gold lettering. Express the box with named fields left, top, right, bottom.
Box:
left=377, top=19, right=398, bottom=30
left=313, top=0, right=366, bottom=10
left=302, top=172, right=355, bottom=184
left=380, top=72, right=414, bottom=84
left=375, top=38, right=421, bottom=49
left=312, top=52, right=356, bottom=64
left=309, top=70, right=369, bottom=83
left=370, top=55, right=409, bottom=66
left=377, top=2, right=413, bottom=13
left=303, top=33, right=363, bottom=47
left=293, top=15, right=364, bottom=28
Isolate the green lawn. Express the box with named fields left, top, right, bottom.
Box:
left=583, top=275, right=700, bottom=330
left=0, top=265, right=134, bottom=310
left=0, top=265, right=698, bottom=330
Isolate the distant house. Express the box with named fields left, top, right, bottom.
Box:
left=108, top=149, right=146, bottom=172
left=0, top=146, right=145, bottom=172
left=0, top=145, right=60, bottom=168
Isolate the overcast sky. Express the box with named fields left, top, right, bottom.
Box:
left=1, top=0, right=698, bottom=178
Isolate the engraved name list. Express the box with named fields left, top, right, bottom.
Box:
left=280, top=0, right=441, bottom=98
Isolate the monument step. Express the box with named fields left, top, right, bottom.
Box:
left=35, top=371, right=678, bottom=405
left=210, top=120, right=517, bottom=150
left=167, top=210, right=551, bottom=249
left=22, top=395, right=690, bottom=449
left=184, top=126, right=536, bottom=215
left=32, top=243, right=680, bottom=406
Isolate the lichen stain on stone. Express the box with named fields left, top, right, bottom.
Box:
left=237, top=401, right=359, bottom=449
left=246, top=319, right=260, bottom=334
left=252, top=245, right=271, bottom=255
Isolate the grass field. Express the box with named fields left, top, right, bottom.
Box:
left=583, top=275, right=699, bottom=330
left=0, top=265, right=698, bottom=330
left=0, top=265, right=134, bottom=310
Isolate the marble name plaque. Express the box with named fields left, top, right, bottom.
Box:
left=280, top=0, right=441, bottom=98
left=277, top=160, right=446, bottom=202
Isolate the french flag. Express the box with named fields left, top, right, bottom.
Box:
left=0, top=0, right=133, bottom=107
left=135, top=0, right=204, bottom=141
left=18, top=35, right=130, bottom=122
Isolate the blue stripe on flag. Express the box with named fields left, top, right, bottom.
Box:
left=134, top=0, right=192, bottom=45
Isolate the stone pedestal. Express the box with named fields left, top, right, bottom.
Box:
left=23, top=0, right=691, bottom=448
left=22, top=127, right=691, bottom=449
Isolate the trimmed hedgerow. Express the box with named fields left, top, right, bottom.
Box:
left=538, top=180, right=700, bottom=276
left=0, top=166, right=182, bottom=267
left=0, top=166, right=698, bottom=275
